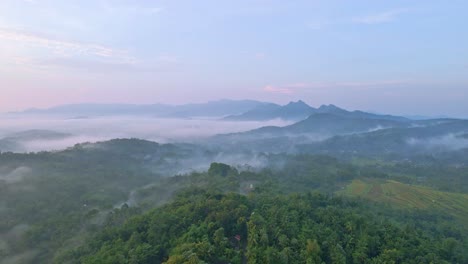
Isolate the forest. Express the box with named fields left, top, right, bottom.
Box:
left=1, top=139, right=467, bottom=263
left=3, top=0, right=468, bottom=262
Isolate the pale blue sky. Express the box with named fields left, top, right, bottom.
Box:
left=0, top=0, right=467, bottom=116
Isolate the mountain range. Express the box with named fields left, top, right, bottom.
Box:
left=11, top=100, right=268, bottom=118
left=5, top=100, right=468, bottom=161
left=224, top=100, right=409, bottom=122
left=10, top=99, right=413, bottom=122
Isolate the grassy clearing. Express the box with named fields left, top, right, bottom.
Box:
left=339, top=178, right=468, bottom=224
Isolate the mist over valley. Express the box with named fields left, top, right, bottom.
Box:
left=2, top=0, right=468, bottom=262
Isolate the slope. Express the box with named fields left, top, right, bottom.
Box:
left=339, top=178, right=468, bottom=224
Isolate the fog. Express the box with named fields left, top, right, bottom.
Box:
left=407, top=134, right=468, bottom=150
left=0, top=114, right=292, bottom=152
left=0, top=167, right=32, bottom=184
left=367, top=125, right=389, bottom=132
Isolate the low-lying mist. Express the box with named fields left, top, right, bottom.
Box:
left=0, top=114, right=292, bottom=153
left=406, top=134, right=468, bottom=151
left=0, top=167, right=32, bottom=184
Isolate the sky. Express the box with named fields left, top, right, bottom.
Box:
left=0, top=0, right=467, bottom=117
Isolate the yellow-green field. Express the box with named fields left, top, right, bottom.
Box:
left=339, top=179, right=468, bottom=223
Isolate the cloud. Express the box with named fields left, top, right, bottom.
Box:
left=330, top=80, right=409, bottom=88
left=144, top=7, right=163, bottom=15
left=263, top=80, right=409, bottom=94
left=263, top=85, right=293, bottom=94
left=0, top=167, right=32, bottom=183
left=306, top=21, right=331, bottom=30
left=255, top=53, right=266, bottom=59
left=0, top=116, right=293, bottom=152
left=407, top=134, right=468, bottom=151
left=33, top=55, right=180, bottom=73
left=353, top=9, right=409, bottom=24
left=101, top=2, right=163, bottom=16
left=35, top=57, right=140, bottom=72
left=0, top=28, right=134, bottom=62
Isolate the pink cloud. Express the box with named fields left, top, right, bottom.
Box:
left=287, top=83, right=309, bottom=88
left=255, top=52, right=266, bottom=59
left=263, top=85, right=293, bottom=94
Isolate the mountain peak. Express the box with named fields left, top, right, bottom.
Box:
left=285, top=100, right=310, bottom=108
left=318, top=104, right=340, bottom=110
left=317, top=104, right=348, bottom=114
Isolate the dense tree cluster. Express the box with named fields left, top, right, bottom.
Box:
left=70, top=186, right=467, bottom=263
left=1, top=139, right=467, bottom=263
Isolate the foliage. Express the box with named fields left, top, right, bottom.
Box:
left=73, top=187, right=468, bottom=263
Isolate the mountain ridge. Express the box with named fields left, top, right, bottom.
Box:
left=10, top=100, right=413, bottom=123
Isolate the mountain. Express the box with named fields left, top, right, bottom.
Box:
left=224, top=100, right=316, bottom=121
left=206, top=112, right=415, bottom=154
left=316, top=105, right=410, bottom=122
left=224, top=103, right=282, bottom=120
left=209, top=109, right=468, bottom=154
left=316, top=104, right=347, bottom=114
left=284, top=113, right=408, bottom=134
left=163, top=99, right=266, bottom=118
left=297, top=119, right=468, bottom=159
left=12, top=100, right=267, bottom=118
left=218, top=113, right=410, bottom=141
left=12, top=99, right=412, bottom=122
left=225, top=101, right=410, bottom=122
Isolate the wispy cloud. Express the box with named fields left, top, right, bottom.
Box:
left=143, top=7, right=163, bottom=15
left=0, top=28, right=133, bottom=62
left=255, top=52, right=266, bottom=59
left=35, top=58, right=139, bottom=72
left=263, top=85, right=293, bottom=94
left=353, top=8, right=409, bottom=24
left=30, top=53, right=180, bottom=73
left=306, top=21, right=329, bottom=30
left=327, top=80, right=409, bottom=88
left=263, top=80, right=409, bottom=94
left=263, top=83, right=309, bottom=94
left=100, top=2, right=163, bottom=16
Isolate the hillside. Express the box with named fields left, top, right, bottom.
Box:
left=339, top=179, right=468, bottom=224
left=1, top=138, right=468, bottom=263
left=67, top=172, right=468, bottom=263
left=211, top=113, right=411, bottom=149
left=299, top=119, right=468, bottom=158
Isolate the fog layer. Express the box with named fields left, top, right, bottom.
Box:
left=0, top=114, right=292, bottom=152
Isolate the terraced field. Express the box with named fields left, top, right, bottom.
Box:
left=339, top=178, right=468, bottom=223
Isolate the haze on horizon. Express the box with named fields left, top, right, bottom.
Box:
left=1, top=0, right=467, bottom=117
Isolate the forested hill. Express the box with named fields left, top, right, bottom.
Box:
left=1, top=139, right=467, bottom=263
left=69, top=174, right=468, bottom=263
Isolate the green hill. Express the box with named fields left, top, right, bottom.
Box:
left=339, top=179, right=468, bottom=224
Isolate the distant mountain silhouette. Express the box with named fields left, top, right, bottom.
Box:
left=224, top=100, right=315, bottom=121
left=225, top=101, right=409, bottom=122
left=227, top=113, right=410, bottom=139
left=11, top=99, right=416, bottom=123
left=209, top=110, right=468, bottom=156
left=12, top=100, right=268, bottom=118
